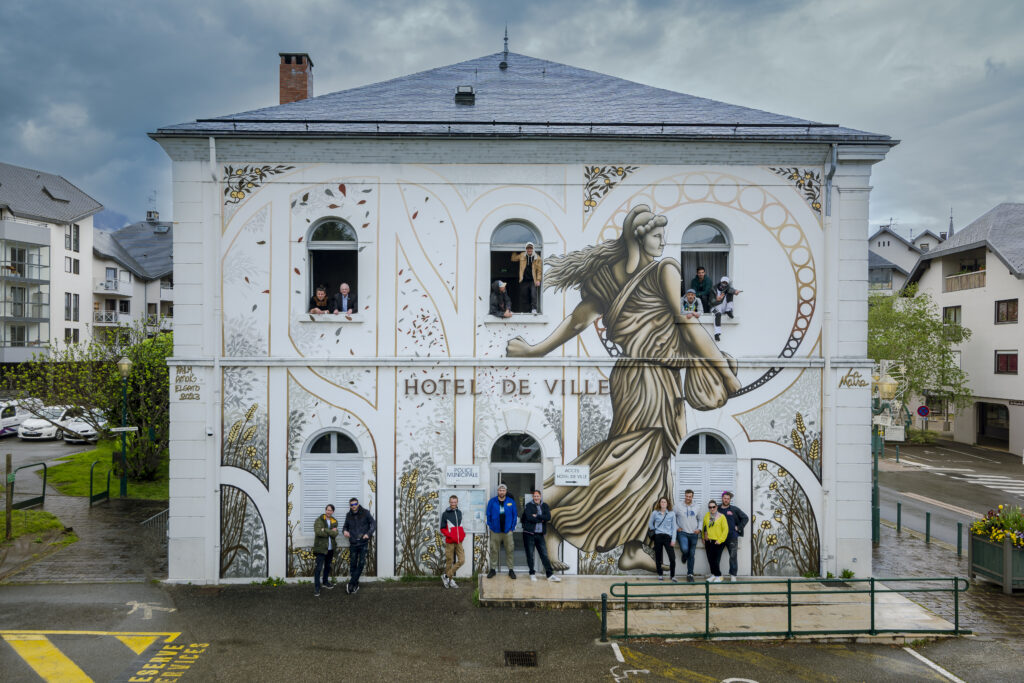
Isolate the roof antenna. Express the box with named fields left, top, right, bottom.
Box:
left=500, top=25, right=509, bottom=69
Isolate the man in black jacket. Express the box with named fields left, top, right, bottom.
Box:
left=719, top=491, right=749, bottom=582
left=521, top=489, right=561, bottom=582
left=333, top=282, right=356, bottom=315
left=343, top=498, right=376, bottom=594
left=489, top=280, right=512, bottom=318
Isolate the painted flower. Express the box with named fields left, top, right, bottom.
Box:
left=778, top=467, right=788, bottom=477
left=761, top=520, right=772, bottom=530
left=766, top=534, right=778, bottom=546
left=758, top=462, right=768, bottom=471
left=769, top=481, right=779, bottom=490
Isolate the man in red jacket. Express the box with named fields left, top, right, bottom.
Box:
left=439, top=494, right=466, bottom=588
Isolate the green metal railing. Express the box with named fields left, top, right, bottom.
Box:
left=11, top=462, right=46, bottom=510
left=601, top=577, right=970, bottom=641
left=89, top=460, right=111, bottom=506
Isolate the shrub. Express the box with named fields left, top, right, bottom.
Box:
left=906, top=428, right=936, bottom=445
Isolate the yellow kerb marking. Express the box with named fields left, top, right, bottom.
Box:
left=2, top=633, right=91, bottom=682
left=115, top=635, right=160, bottom=654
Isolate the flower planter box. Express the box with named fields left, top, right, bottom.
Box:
left=968, top=535, right=1024, bottom=594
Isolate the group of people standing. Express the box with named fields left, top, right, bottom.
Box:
left=311, top=499, right=376, bottom=597
left=684, top=266, right=741, bottom=342
left=648, top=490, right=748, bottom=583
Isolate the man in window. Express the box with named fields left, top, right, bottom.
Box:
left=309, top=284, right=331, bottom=314
left=489, top=280, right=512, bottom=318
left=511, top=242, right=542, bottom=314
left=333, top=282, right=356, bottom=315
left=690, top=266, right=713, bottom=314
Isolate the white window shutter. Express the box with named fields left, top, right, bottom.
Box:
left=301, top=461, right=330, bottom=534
left=708, top=460, right=737, bottom=504
left=675, top=463, right=706, bottom=510
left=334, top=460, right=363, bottom=509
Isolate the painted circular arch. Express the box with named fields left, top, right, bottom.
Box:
left=604, top=171, right=818, bottom=396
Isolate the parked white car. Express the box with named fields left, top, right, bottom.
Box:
left=17, top=407, right=75, bottom=441
left=0, top=401, right=32, bottom=437
left=63, top=415, right=107, bottom=444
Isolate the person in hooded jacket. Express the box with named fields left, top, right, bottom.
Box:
left=343, top=498, right=376, bottom=594
left=439, top=494, right=466, bottom=588
left=711, top=276, right=742, bottom=341
left=489, top=280, right=513, bottom=318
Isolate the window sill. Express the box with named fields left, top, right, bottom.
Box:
left=483, top=314, right=550, bottom=324
left=675, top=316, right=740, bottom=325
left=298, top=313, right=365, bottom=323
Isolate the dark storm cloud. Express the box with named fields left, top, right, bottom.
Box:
left=1, top=0, right=1021, bottom=237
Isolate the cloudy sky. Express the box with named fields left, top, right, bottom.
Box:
left=1, top=0, right=1020, bottom=236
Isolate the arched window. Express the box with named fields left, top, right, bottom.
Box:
left=680, top=221, right=731, bottom=300
left=674, top=431, right=737, bottom=510
left=300, top=430, right=361, bottom=534
left=307, top=218, right=358, bottom=313
left=489, top=221, right=542, bottom=315
left=490, top=433, right=542, bottom=463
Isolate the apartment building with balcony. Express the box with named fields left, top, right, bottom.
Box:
left=0, top=161, right=101, bottom=361
left=907, top=203, right=1024, bottom=454
left=92, top=211, right=173, bottom=340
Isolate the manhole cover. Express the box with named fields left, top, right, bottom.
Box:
left=504, top=650, right=538, bottom=667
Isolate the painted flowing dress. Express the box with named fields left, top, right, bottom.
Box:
left=546, top=258, right=738, bottom=552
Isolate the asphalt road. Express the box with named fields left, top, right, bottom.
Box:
left=878, top=441, right=1024, bottom=544
left=1, top=434, right=92, bottom=500
left=0, top=580, right=1012, bottom=682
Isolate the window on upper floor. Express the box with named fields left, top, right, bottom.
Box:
left=118, top=299, right=130, bottom=314
left=942, top=306, right=961, bottom=325
left=995, top=299, right=1018, bottom=324
left=995, top=351, right=1018, bottom=375
left=64, top=257, right=79, bottom=274
left=681, top=221, right=731, bottom=310
left=920, top=243, right=930, bottom=252
left=307, top=219, right=358, bottom=315
left=489, top=220, right=542, bottom=315
left=65, top=224, right=80, bottom=252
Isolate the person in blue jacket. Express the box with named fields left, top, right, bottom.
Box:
left=486, top=483, right=518, bottom=579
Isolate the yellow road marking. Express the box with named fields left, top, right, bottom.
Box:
left=116, top=635, right=160, bottom=655
left=2, top=633, right=91, bottom=682
left=621, top=646, right=719, bottom=683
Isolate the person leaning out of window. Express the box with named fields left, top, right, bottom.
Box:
left=648, top=497, right=677, bottom=582
left=309, top=284, right=331, bottom=314
left=702, top=500, right=729, bottom=583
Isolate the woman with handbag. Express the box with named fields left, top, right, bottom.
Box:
left=702, top=500, right=729, bottom=582
left=648, top=497, right=677, bottom=581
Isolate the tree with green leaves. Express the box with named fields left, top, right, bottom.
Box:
left=867, top=285, right=973, bottom=412
left=3, top=323, right=171, bottom=480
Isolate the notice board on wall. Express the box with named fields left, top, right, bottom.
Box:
left=439, top=488, right=486, bottom=534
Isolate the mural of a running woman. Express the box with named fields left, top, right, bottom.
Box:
left=506, top=205, right=741, bottom=571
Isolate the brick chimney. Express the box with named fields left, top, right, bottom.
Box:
left=279, top=53, right=313, bottom=104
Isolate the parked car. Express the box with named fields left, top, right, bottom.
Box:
left=63, top=415, right=107, bottom=444
left=0, top=401, right=32, bottom=437
left=18, top=406, right=75, bottom=441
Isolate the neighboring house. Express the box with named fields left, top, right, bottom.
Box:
left=912, top=229, right=944, bottom=254
left=152, top=50, right=896, bottom=582
left=906, top=203, right=1024, bottom=454
left=0, top=161, right=101, bottom=361
left=867, top=225, right=924, bottom=275
left=868, top=251, right=909, bottom=295
left=92, top=211, right=173, bottom=340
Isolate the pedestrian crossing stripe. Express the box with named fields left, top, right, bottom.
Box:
left=1, top=631, right=180, bottom=683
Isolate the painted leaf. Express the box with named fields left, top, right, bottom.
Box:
left=325, top=189, right=334, bottom=196
left=328, top=204, right=340, bottom=209
left=294, top=268, right=301, bottom=275
left=262, top=289, right=270, bottom=294
left=302, top=193, right=309, bottom=202
left=256, top=240, right=266, bottom=245
left=338, top=184, right=347, bottom=196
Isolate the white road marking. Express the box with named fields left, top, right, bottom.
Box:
left=898, top=492, right=984, bottom=518
left=902, top=647, right=966, bottom=683
left=947, top=473, right=1024, bottom=499
left=125, top=601, right=177, bottom=620
left=611, top=642, right=624, bottom=663
left=932, top=445, right=999, bottom=463
left=898, top=459, right=974, bottom=473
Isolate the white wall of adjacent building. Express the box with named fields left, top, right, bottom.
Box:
left=50, top=215, right=95, bottom=346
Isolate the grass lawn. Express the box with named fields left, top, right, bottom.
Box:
left=41, top=440, right=169, bottom=500
left=1, top=509, right=78, bottom=548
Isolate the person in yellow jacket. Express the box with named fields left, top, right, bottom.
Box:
left=702, top=500, right=728, bottom=583
left=510, top=242, right=542, bottom=314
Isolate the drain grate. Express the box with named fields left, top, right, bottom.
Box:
left=504, top=650, right=538, bottom=667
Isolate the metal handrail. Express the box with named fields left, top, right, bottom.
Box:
left=11, top=462, right=47, bottom=510
left=89, top=460, right=111, bottom=506
left=602, top=576, right=970, bottom=640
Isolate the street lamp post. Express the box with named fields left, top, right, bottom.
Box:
left=117, top=356, right=133, bottom=498
left=870, top=372, right=898, bottom=545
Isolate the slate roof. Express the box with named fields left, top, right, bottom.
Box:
left=868, top=250, right=909, bottom=275
left=154, top=53, right=895, bottom=144
left=0, top=161, right=102, bottom=224
left=94, top=220, right=173, bottom=280
left=908, top=203, right=1024, bottom=281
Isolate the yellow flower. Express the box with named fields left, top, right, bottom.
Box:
left=769, top=481, right=779, bottom=490
left=778, top=467, right=788, bottom=477
left=758, top=462, right=768, bottom=471
left=604, top=178, right=611, bottom=184
left=616, top=167, right=624, bottom=175
left=236, top=169, right=244, bottom=175
left=761, top=520, right=771, bottom=530
left=247, top=183, right=254, bottom=188
left=766, top=534, right=778, bottom=546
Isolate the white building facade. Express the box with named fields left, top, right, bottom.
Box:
left=154, top=52, right=895, bottom=582
left=908, top=203, right=1024, bottom=454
